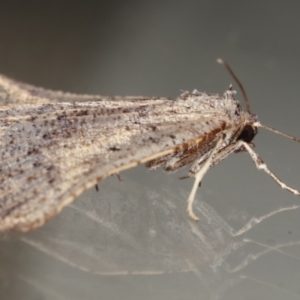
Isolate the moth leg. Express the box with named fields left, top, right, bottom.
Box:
left=116, top=173, right=122, bottom=182
left=241, top=142, right=300, bottom=196
left=187, top=134, right=225, bottom=221
left=109, top=173, right=123, bottom=181
left=178, top=176, right=202, bottom=188
left=95, top=173, right=122, bottom=192
left=188, top=140, right=245, bottom=176
left=234, top=142, right=255, bottom=154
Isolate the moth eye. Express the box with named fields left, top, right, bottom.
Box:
left=237, top=124, right=256, bottom=143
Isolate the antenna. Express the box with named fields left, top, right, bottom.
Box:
left=217, top=58, right=251, bottom=113
left=217, top=59, right=300, bottom=145
left=254, top=122, right=300, bottom=143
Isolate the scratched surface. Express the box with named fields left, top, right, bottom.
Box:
left=0, top=1, right=300, bottom=300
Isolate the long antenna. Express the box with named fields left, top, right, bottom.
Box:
left=217, top=59, right=300, bottom=145
left=255, top=122, right=300, bottom=143
left=217, top=58, right=251, bottom=113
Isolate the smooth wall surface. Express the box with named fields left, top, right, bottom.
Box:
left=0, top=1, right=300, bottom=299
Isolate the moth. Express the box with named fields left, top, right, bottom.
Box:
left=0, top=59, right=299, bottom=232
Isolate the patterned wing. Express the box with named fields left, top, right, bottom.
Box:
left=0, top=73, right=170, bottom=105
left=0, top=103, right=229, bottom=231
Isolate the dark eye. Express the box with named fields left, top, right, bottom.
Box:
left=237, top=125, right=256, bottom=143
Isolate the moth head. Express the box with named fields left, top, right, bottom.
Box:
left=218, top=58, right=300, bottom=145
left=237, top=124, right=257, bottom=143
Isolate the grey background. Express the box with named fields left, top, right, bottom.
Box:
left=0, top=1, right=300, bottom=299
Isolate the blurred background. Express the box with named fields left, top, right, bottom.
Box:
left=0, top=1, right=300, bottom=299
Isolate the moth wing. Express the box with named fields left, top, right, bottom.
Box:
left=0, top=73, right=170, bottom=105
left=0, top=99, right=228, bottom=231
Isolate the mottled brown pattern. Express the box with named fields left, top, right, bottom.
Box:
left=0, top=74, right=255, bottom=231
